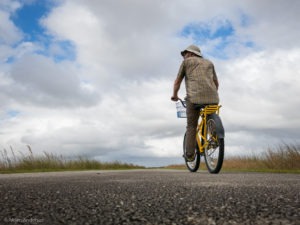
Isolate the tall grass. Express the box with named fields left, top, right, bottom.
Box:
left=225, top=143, right=300, bottom=172
left=1, top=144, right=299, bottom=173
left=0, top=146, right=144, bottom=173
left=262, top=144, right=300, bottom=170
left=166, top=144, right=300, bottom=172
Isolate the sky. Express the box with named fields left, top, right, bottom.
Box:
left=0, top=0, right=299, bottom=167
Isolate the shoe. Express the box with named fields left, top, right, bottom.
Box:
left=183, top=152, right=195, bottom=162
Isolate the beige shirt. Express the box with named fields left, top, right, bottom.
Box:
left=177, top=56, right=219, bottom=104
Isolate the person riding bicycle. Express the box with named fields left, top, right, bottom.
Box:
left=171, top=44, right=220, bottom=161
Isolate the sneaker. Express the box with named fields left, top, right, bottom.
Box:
left=183, top=152, right=195, bottom=162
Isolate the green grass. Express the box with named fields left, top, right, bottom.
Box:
left=0, top=146, right=144, bottom=173
left=165, top=143, right=300, bottom=173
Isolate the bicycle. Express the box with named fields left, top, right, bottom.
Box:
left=176, top=99, right=225, bottom=173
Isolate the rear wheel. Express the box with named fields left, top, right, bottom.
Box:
left=183, top=132, right=200, bottom=172
left=204, top=118, right=224, bottom=174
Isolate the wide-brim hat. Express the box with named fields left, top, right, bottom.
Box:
left=181, top=45, right=202, bottom=57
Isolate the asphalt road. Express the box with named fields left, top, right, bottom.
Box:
left=0, top=170, right=299, bottom=225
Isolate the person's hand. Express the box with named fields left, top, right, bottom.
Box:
left=171, top=96, right=179, bottom=101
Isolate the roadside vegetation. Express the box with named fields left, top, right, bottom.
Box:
left=1, top=144, right=299, bottom=174
left=0, top=146, right=144, bottom=173
left=166, top=144, right=300, bottom=173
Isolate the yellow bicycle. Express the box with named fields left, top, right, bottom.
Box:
left=176, top=99, right=225, bottom=173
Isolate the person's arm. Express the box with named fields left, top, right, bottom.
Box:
left=212, top=65, right=219, bottom=90
left=171, top=61, right=185, bottom=101
left=171, top=75, right=184, bottom=101
left=213, top=76, right=219, bottom=90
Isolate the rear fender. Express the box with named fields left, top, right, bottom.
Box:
left=207, top=113, right=225, bottom=139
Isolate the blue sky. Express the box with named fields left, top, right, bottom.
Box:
left=12, top=1, right=49, bottom=41
left=10, top=1, right=76, bottom=62
left=180, top=19, right=235, bottom=43
left=179, top=14, right=256, bottom=59
left=180, top=20, right=235, bottom=59
left=10, top=1, right=251, bottom=61
left=0, top=0, right=299, bottom=167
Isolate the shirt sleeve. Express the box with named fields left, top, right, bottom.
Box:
left=212, top=64, right=218, bottom=82
left=177, top=61, right=185, bottom=79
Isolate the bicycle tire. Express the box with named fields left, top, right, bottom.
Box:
left=183, top=132, right=200, bottom=172
left=204, top=118, right=224, bottom=174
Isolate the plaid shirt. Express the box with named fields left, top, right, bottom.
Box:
left=177, top=56, right=219, bottom=104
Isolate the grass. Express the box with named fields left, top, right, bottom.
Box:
left=165, top=143, right=300, bottom=173
left=0, top=146, right=144, bottom=173
left=1, top=144, right=299, bottom=174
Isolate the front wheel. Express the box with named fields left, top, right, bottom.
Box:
left=183, top=132, right=200, bottom=172
left=204, top=118, right=224, bottom=174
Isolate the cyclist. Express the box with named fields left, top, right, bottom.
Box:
left=171, top=44, right=220, bottom=161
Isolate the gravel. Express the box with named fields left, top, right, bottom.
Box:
left=0, top=170, right=299, bottom=225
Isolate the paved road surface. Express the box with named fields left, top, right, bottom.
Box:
left=0, top=170, right=299, bottom=225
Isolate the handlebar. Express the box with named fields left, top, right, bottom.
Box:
left=178, top=98, right=186, bottom=108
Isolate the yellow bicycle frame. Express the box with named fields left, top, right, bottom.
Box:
left=196, top=105, right=221, bottom=153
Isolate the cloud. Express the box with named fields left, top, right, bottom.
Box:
left=40, top=0, right=182, bottom=84
left=1, top=53, right=99, bottom=107
left=179, top=17, right=252, bottom=59
left=0, top=1, right=23, bottom=44
left=0, top=0, right=299, bottom=166
left=220, top=47, right=300, bottom=155
left=238, top=0, right=300, bottom=49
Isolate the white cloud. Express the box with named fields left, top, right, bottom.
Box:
left=2, top=54, right=99, bottom=107
left=237, top=0, right=300, bottom=50
left=220, top=47, right=300, bottom=155
left=0, top=0, right=299, bottom=166
left=0, top=4, right=22, bottom=45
